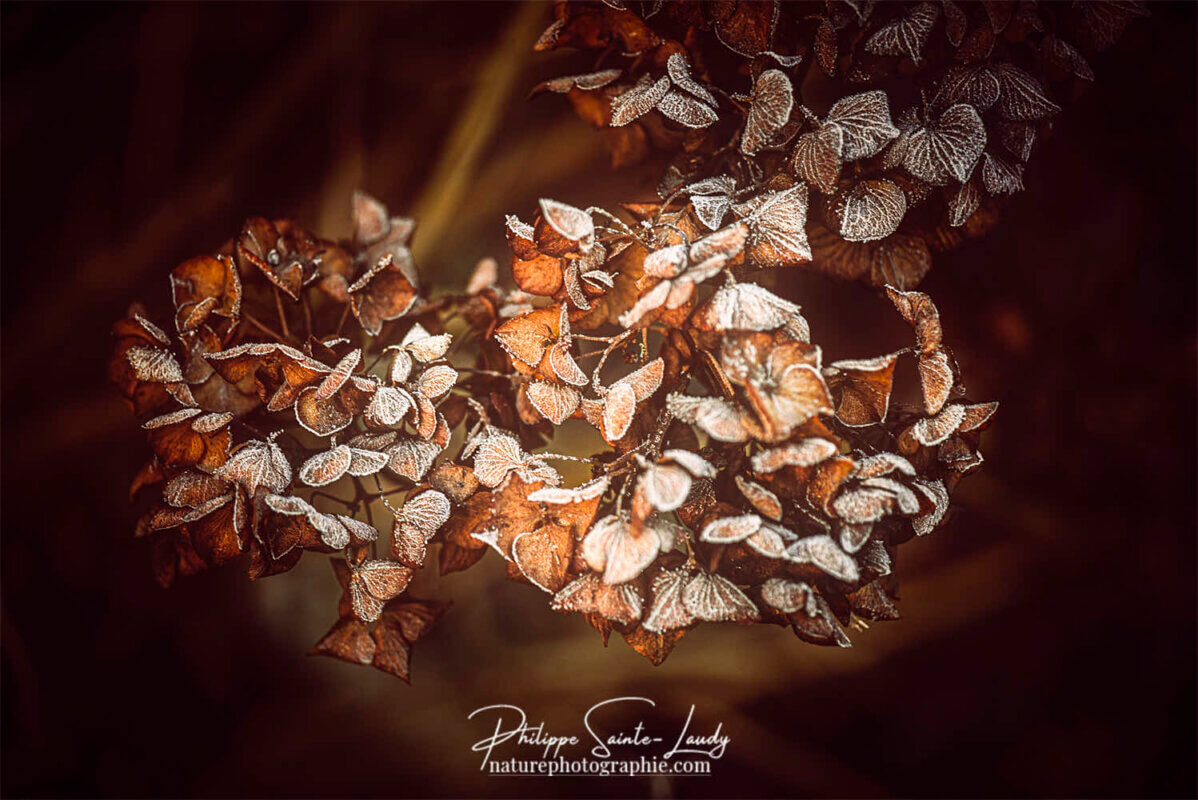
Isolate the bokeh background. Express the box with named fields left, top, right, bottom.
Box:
left=2, top=2, right=1194, bottom=797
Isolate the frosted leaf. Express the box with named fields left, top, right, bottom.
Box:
left=414, top=394, right=438, bottom=440
left=832, top=486, right=895, bottom=524
left=1079, top=0, right=1148, bottom=51
left=405, top=333, right=452, bottom=363
left=837, top=179, right=907, bottom=242
left=940, top=437, right=984, bottom=474
left=336, top=515, right=378, bottom=544
left=947, top=179, right=981, bottom=227
left=902, top=103, right=986, bottom=185
left=792, top=124, right=844, bottom=194
left=911, top=478, right=949, bottom=535
left=682, top=572, right=759, bottom=623
left=610, top=75, right=670, bottom=127
left=365, top=385, right=412, bottom=427
left=349, top=560, right=414, bottom=623
left=741, top=185, right=812, bottom=267
left=825, top=90, right=900, bottom=161
left=933, top=66, right=1001, bottom=113
left=761, top=577, right=819, bottom=615
left=295, top=387, right=353, bottom=436
left=581, top=270, right=614, bottom=289
left=865, top=1, right=939, bottom=63
left=385, top=437, right=441, bottom=481
left=683, top=175, right=734, bottom=197
left=993, top=63, right=1060, bottom=121
left=998, top=119, right=1036, bottom=162
left=982, top=152, right=1024, bottom=196
left=825, top=352, right=899, bottom=426
left=346, top=252, right=392, bottom=294
left=581, top=514, right=660, bottom=585
left=745, top=523, right=788, bottom=559
left=133, top=314, right=172, bottom=345
left=416, top=364, right=457, bottom=399
left=505, top=214, right=534, bottom=242
left=663, top=449, right=716, bottom=478
left=688, top=222, right=748, bottom=268
left=683, top=396, right=752, bottom=443
left=959, top=401, right=998, bottom=431
left=352, top=191, right=390, bottom=245
left=563, top=261, right=589, bottom=310
left=912, top=402, right=967, bottom=445
left=914, top=349, right=953, bottom=415
left=164, top=470, right=228, bottom=508
left=538, top=198, right=595, bottom=252
left=519, top=458, right=562, bottom=487
left=470, top=528, right=506, bottom=559
left=784, top=534, right=859, bottom=582
left=839, top=521, right=873, bottom=553
left=300, top=445, right=352, bottom=487
left=526, top=381, right=581, bottom=424
left=397, top=490, right=451, bottom=540
left=643, top=569, right=696, bottom=633
left=534, top=68, right=623, bottom=94
left=315, top=349, right=361, bottom=401
left=494, top=314, right=552, bottom=367
left=142, top=407, right=201, bottom=429
left=697, top=282, right=803, bottom=335
left=1042, top=36, right=1095, bottom=81
left=643, top=244, right=688, bottom=280
left=665, top=52, right=717, bottom=106
left=639, top=463, right=693, bottom=512
left=735, top=475, right=783, bottom=521
left=191, top=412, right=233, bottom=433
left=217, top=437, right=291, bottom=495
left=741, top=70, right=794, bottom=156
left=348, top=431, right=396, bottom=451
left=308, top=511, right=351, bottom=550
left=602, top=382, right=637, bottom=441
left=885, top=286, right=943, bottom=353
left=548, top=342, right=588, bottom=387
left=850, top=453, right=916, bottom=480
left=861, top=477, right=921, bottom=515
left=692, top=194, right=732, bottom=231
left=857, top=541, right=890, bottom=578
left=551, top=574, right=642, bottom=625
left=512, top=527, right=572, bottom=592
left=383, top=348, right=411, bottom=385
left=699, top=513, right=762, bottom=544
left=750, top=437, right=839, bottom=473
left=176, top=494, right=231, bottom=524
left=472, top=430, right=528, bottom=488
left=657, top=90, right=718, bottom=128
left=533, top=17, right=566, bottom=51
left=941, top=0, right=967, bottom=45
left=346, top=447, right=388, bottom=477
left=613, top=358, right=663, bottom=403
left=528, top=476, right=609, bottom=504
left=127, top=346, right=184, bottom=384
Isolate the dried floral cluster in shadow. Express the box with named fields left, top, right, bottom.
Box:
left=108, top=0, right=1143, bottom=680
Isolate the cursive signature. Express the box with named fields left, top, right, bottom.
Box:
left=467, top=697, right=730, bottom=769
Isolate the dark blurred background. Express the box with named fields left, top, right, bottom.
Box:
left=2, top=2, right=1194, bottom=798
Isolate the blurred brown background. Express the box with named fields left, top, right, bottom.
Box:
left=2, top=2, right=1194, bottom=798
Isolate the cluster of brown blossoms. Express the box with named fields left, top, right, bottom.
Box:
left=110, top=0, right=1140, bottom=679
left=534, top=0, right=1145, bottom=286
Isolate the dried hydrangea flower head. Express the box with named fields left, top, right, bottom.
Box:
left=110, top=0, right=1143, bottom=679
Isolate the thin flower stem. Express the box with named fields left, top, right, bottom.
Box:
left=334, top=303, right=351, bottom=337
left=242, top=312, right=290, bottom=343
left=272, top=287, right=292, bottom=341
left=591, top=329, right=634, bottom=392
